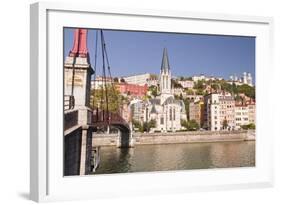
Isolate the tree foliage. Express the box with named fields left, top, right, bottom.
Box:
left=148, top=85, right=158, bottom=97
left=195, top=89, right=204, bottom=95
left=90, top=85, right=123, bottom=113
left=181, top=119, right=199, bottom=131
left=132, top=120, right=142, bottom=132
left=143, top=120, right=156, bottom=132
left=241, top=123, right=255, bottom=130
left=171, top=79, right=183, bottom=88
left=150, top=74, right=158, bottom=80
left=185, top=88, right=194, bottom=95
left=222, top=119, right=228, bottom=130
left=210, top=80, right=255, bottom=99
left=237, top=84, right=255, bottom=99
left=193, top=80, right=205, bottom=90
left=132, top=119, right=156, bottom=133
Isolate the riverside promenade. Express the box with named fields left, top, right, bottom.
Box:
left=92, top=130, right=255, bottom=147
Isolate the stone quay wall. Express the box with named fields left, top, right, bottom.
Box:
left=92, top=133, right=119, bottom=146
left=92, top=130, right=255, bottom=147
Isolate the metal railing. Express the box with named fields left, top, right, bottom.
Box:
left=92, top=110, right=127, bottom=124
left=64, top=95, right=75, bottom=110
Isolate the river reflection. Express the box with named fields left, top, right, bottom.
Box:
left=92, top=141, right=255, bottom=174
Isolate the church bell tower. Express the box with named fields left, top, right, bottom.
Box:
left=160, top=48, right=173, bottom=104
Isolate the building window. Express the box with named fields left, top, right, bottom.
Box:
left=161, top=117, right=164, bottom=124
left=173, top=108, right=176, bottom=120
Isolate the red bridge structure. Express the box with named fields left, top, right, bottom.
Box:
left=92, top=110, right=130, bottom=131
left=90, top=29, right=131, bottom=141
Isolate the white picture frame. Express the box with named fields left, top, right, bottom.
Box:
left=30, top=2, right=274, bottom=202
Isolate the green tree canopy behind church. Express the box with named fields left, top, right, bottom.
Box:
left=90, top=85, right=123, bottom=113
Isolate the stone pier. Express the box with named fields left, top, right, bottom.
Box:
left=63, top=28, right=94, bottom=176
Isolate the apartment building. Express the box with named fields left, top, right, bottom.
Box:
left=203, top=92, right=235, bottom=131
left=189, top=100, right=204, bottom=127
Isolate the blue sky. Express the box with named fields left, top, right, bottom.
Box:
left=64, top=28, right=255, bottom=82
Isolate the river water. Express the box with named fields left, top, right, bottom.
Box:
left=92, top=141, right=255, bottom=174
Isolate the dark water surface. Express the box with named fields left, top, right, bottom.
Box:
left=92, top=141, right=255, bottom=174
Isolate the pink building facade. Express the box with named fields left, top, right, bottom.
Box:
left=116, top=83, right=148, bottom=97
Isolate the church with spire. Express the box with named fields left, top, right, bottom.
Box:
left=144, top=48, right=187, bottom=132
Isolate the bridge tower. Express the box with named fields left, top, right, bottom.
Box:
left=64, top=29, right=94, bottom=110
left=64, top=29, right=94, bottom=176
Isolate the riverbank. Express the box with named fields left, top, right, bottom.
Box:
left=92, top=130, right=255, bottom=147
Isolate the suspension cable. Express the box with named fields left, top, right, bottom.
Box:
left=101, top=30, right=110, bottom=125
left=102, top=30, right=119, bottom=115
left=103, top=37, right=115, bottom=90
left=92, top=30, right=98, bottom=108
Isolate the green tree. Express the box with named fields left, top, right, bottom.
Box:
left=149, top=120, right=156, bottom=129
left=211, top=83, right=220, bottom=91
left=235, top=95, right=243, bottom=102
left=181, top=119, right=199, bottom=131
left=220, top=81, right=233, bottom=93
left=179, top=93, right=183, bottom=100
left=188, top=120, right=200, bottom=131
left=150, top=74, right=158, bottom=80
left=132, top=120, right=143, bottom=132
left=90, top=85, right=122, bottom=113
left=222, top=119, right=228, bottom=130
left=181, top=119, right=188, bottom=129
left=185, top=88, right=194, bottom=95
left=241, top=123, right=255, bottom=130
left=231, top=83, right=238, bottom=94
left=195, top=89, right=204, bottom=95
left=237, top=84, right=255, bottom=99
left=194, top=80, right=205, bottom=90
left=148, top=85, right=158, bottom=97
left=143, top=120, right=156, bottom=132
left=171, top=79, right=183, bottom=88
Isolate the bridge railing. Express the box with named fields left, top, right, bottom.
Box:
left=92, top=110, right=127, bottom=125
left=64, top=95, right=75, bottom=111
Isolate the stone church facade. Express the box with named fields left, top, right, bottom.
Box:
left=143, top=48, right=187, bottom=132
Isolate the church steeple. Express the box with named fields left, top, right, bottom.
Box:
left=161, top=48, right=170, bottom=72
left=160, top=48, right=173, bottom=104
